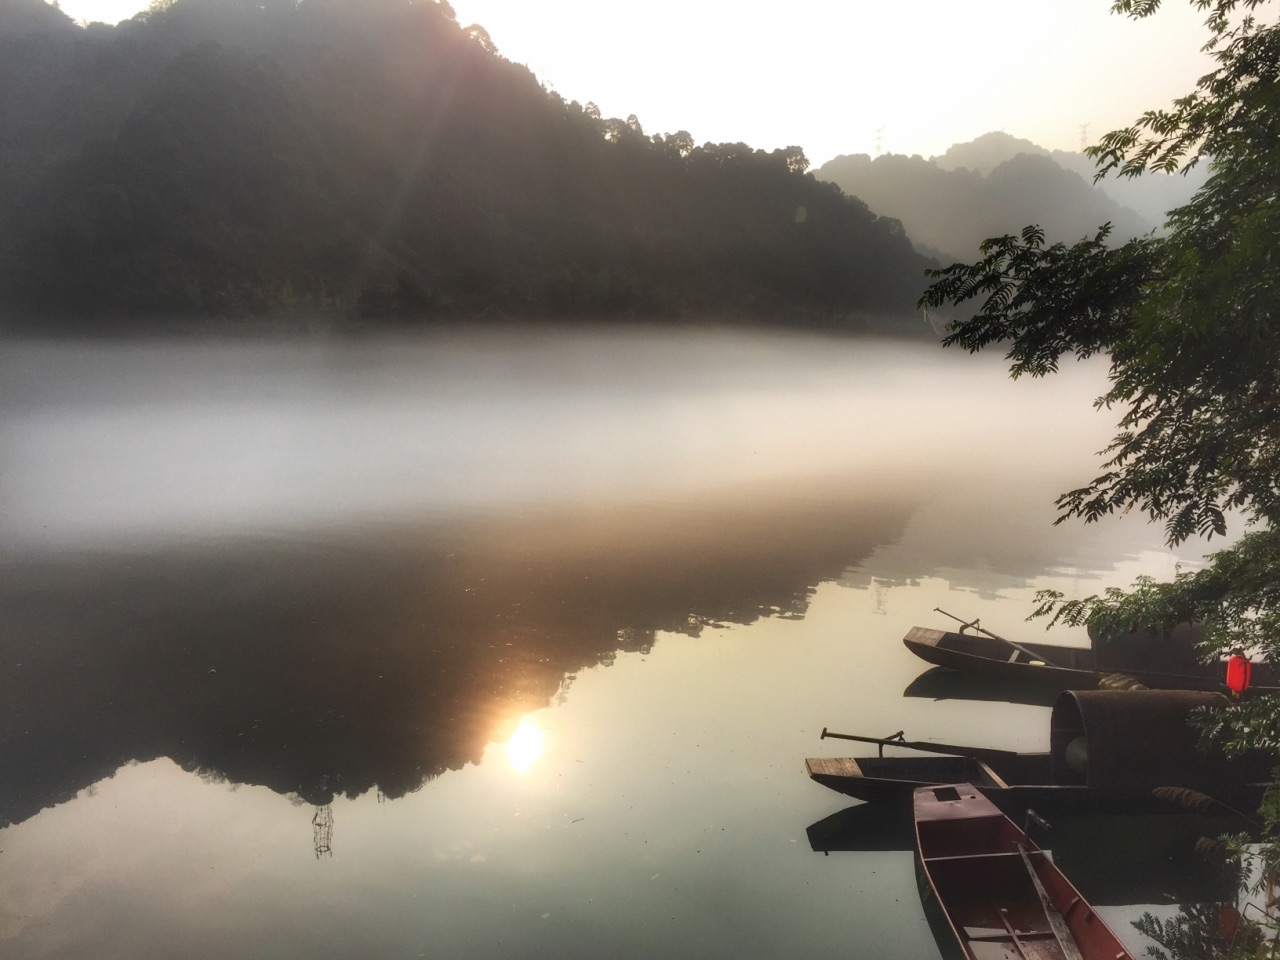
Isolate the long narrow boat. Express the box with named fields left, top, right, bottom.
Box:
left=806, top=690, right=1272, bottom=813
left=914, top=782, right=1136, bottom=960
left=903, top=625, right=1278, bottom=694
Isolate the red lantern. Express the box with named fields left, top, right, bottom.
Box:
left=1226, top=652, right=1252, bottom=696
left=1219, top=903, right=1241, bottom=942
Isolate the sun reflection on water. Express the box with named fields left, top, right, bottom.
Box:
left=505, top=716, right=545, bottom=774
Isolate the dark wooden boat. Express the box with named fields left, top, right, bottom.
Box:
left=806, top=689, right=1272, bottom=813
left=915, top=782, right=1136, bottom=960
left=903, top=625, right=1278, bottom=694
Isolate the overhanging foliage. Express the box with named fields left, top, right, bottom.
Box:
left=922, top=1, right=1280, bottom=666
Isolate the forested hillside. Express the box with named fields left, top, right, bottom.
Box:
left=0, top=0, right=932, bottom=331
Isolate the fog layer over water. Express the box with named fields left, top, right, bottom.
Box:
left=0, top=327, right=1215, bottom=959
left=4, top=326, right=1114, bottom=549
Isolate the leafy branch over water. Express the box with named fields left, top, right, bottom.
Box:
left=922, top=0, right=1280, bottom=699
left=924, top=1, right=1280, bottom=946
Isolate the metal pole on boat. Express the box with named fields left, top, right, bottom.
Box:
left=934, top=606, right=983, bottom=634
left=818, top=727, right=1019, bottom=764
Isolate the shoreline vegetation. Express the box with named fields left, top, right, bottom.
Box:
left=0, top=0, right=934, bottom=335
left=0, top=306, right=939, bottom=340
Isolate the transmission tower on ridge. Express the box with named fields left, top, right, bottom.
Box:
left=312, top=804, right=334, bottom=859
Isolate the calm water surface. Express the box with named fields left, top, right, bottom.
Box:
left=0, top=327, right=1219, bottom=958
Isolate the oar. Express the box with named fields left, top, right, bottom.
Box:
left=1016, top=843, right=1084, bottom=960
left=819, top=728, right=1020, bottom=764
left=934, top=606, right=1066, bottom=669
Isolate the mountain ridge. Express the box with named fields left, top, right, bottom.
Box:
left=816, top=130, right=1206, bottom=263
left=0, top=0, right=932, bottom=332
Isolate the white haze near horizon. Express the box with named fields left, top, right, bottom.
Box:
left=2, top=327, right=1126, bottom=551
left=54, top=0, right=1219, bottom=165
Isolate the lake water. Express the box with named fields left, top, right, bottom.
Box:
left=0, top=326, right=1221, bottom=958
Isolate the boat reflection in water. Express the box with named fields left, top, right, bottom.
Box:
left=903, top=666, right=1064, bottom=708
left=808, top=803, right=1239, bottom=911
left=806, top=804, right=1240, bottom=907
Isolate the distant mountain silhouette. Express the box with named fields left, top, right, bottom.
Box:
left=933, top=131, right=1207, bottom=230
left=815, top=146, right=1152, bottom=263
left=1043, top=148, right=1209, bottom=227
left=932, top=131, right=1050, bottom=176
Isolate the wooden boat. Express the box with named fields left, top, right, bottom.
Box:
left=807, top=749, right=1090, bottom=809
left=914, top=782, right=1136, bottom=960
left=806, top=689, right=1272, bottom=813
left=903, top=624, right=1278, bottom=694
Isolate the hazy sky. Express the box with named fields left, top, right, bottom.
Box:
left=57, top=0, right=1219, bottom=165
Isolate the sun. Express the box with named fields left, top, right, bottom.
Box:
left=504, top=716, right=545, bottom=775
left=54, top=1, right=151, bottom=26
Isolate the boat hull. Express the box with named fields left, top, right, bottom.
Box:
left=904, top=627, right=1101, bottom=687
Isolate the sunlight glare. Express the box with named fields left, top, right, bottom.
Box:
left=505, top=716, right=545, bottom=774
left=58, top=0, right=151, bottom=25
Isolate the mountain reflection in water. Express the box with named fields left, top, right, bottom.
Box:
left=1, top=480, right=919, bottom=826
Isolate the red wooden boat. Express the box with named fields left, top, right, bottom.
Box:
left=915, top=782, right=1135, bottom=960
